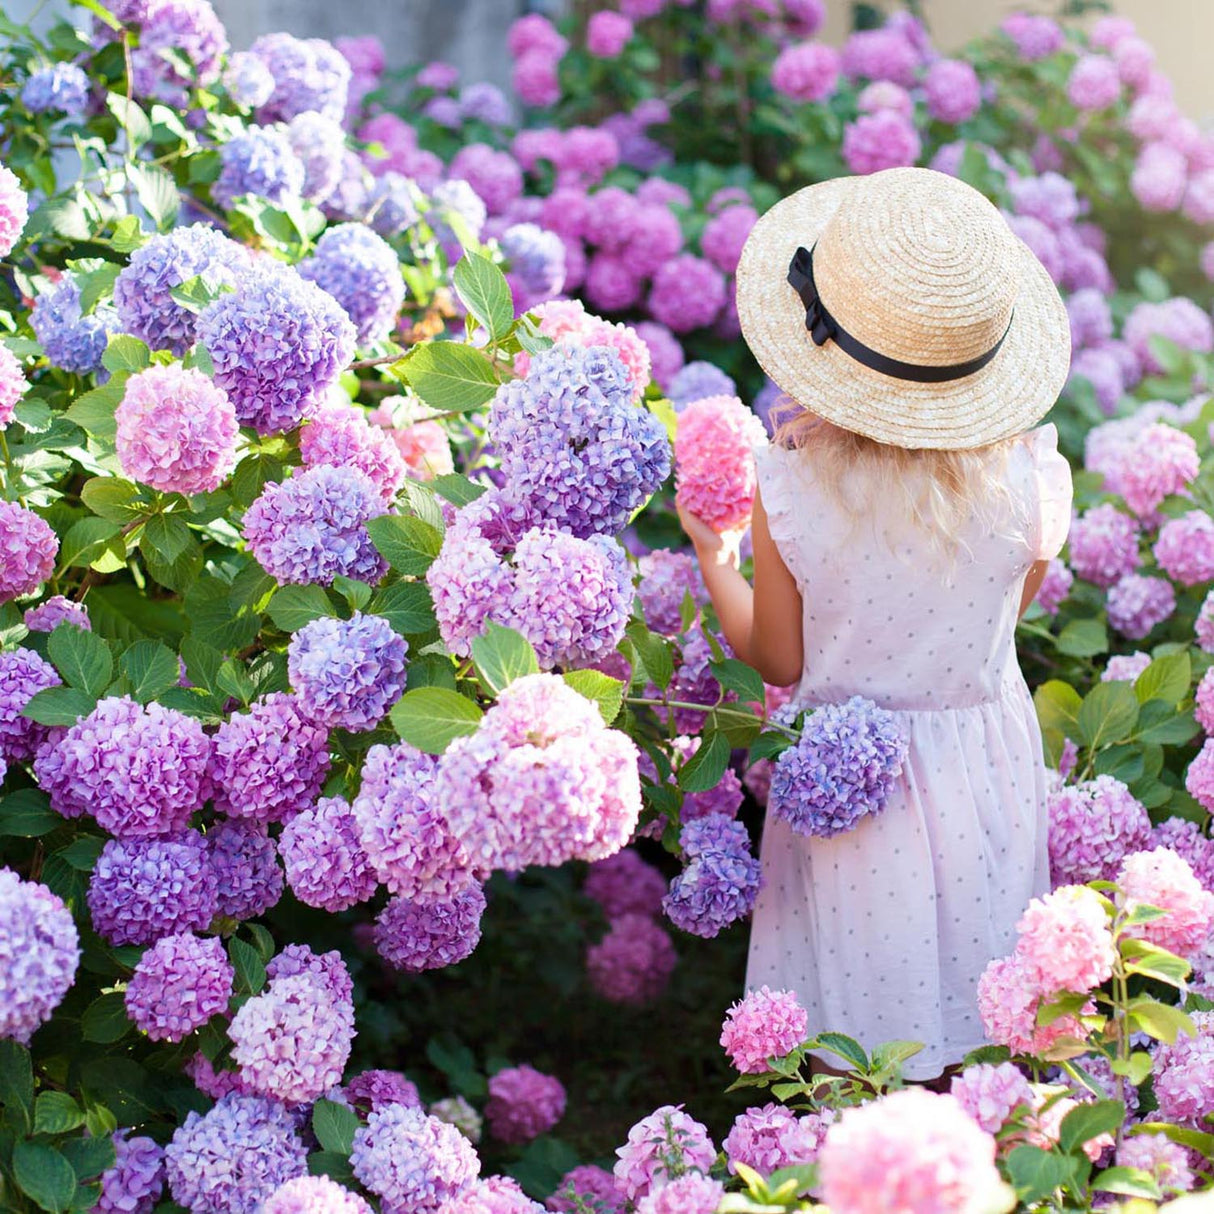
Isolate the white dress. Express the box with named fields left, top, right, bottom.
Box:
left=745, top=424, right=1073, bottom=1080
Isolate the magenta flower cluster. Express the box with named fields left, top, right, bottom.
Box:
left=280, top=795, right=377, bottom=911
left=0, top=646, right=61, bottom=761
left=613, top=1105, right=716, bottom=1205
left=0, top=500, right=58, bottom=603
left=374, top=886, right=487, bottom=972
left=719, top=985, right=809, bottom=1074
left=485, top=1064, right=566, bottom=1144
left=586, top=913, right=677, bottom=1005
left=124, top=931, right=234, bottom=1042
left=1047, top=775, right=1152, bottom=884
left=675, top=395, right=768, bottom=532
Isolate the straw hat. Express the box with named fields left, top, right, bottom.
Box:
left=735, top=166, right=1071, bottom=450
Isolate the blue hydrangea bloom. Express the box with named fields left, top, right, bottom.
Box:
left=501, top=222, right=566, bottom=308
left=489, top=344, right=670, bottom=538
left=366, top=172, right=422, bottom=237
left=428, top=179, right=487, bottom=253
left=662, top=814, right=760, bottom=938
left=769, top=695, right=909, bottom=838
left=21, top=63, right=89, bottom=115
left=249, top=32, right=351, bottom=123
left=30, top=275, right=116, bottom=374
left=286, top=110, right=347, bottom=205
left=669, top=360, right=737, bottom=411
left=213, top=124, right=306, bottom=211
left=298, top=223, right=405, bottom=346
left=459, top=83, right=512, bottom=126
left=223, top=51, right=275, bottom=109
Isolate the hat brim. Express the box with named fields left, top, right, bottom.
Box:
left=735, top=177, right=1073, bottom=450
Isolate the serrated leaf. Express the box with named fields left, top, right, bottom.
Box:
left=1058, top=1098, right=1124, bottom=1154
left=34, top=1091, right=86, bottom=1135
left=81, top=477, right=143, bottom=524
left=395, top=342, right=499, bottom=414
left=142, top=514, right=192, bottom=564
left=470, top=622, right=538, bottom=695
left=312, top=1098, right=360, bottom=1154
left=229, top=937, right=267, bottom=996
left=0, top=788, right=64, bottom=837
left=0, top=1040, right=35, bottom=1133
left=366, top=514, right=443, bottom=575
left=710, top=658, right=766, bottom=705
left=21, top=685, right=99, bottom=728
left=676, top=730, right=731, bottom=793
left=368, top=581, right=437, bottom=636
left=402, top=479, right=445, bottom=532
left=65, top=377, right=126, bottom=440
left=390, top=687, right=483, bottom=754
left=169, top=274, right=223, bottom=314
left=1077, top=681, right=1139, bottom=749
left=101, top=334, right=150, bottom=375
left=453, top=251, right=514, bottom=342
left=1089, top=1165, right=1161, bottom=1200
left=119, top=640, right=180, bottom=703
left=14, top=1141, right=76, bottom=1212
left=431, top=473, right=486, bottom=508
left=1134, top=652, right=1190, bottom=705
left=81, top=992, right=132, bottom=1045
left=1005, top=1144, right=1073, bottom=1203
left=109, top=215, right=146, bottom=254
left=50, top=624, right=113, bottom=694
left=59, top=517, right=124, bottom=571
left=1055, top=617, right=1108, bottom=658
left=626, top=621, right=674, bottom=691
left=56, top=835, right=105, bottom=872
left=266, top=584, right=337, bottom=632
left=106, top=92, right=151, bottom=147
left=812, top=1031, right=868, bottom=1072
left=562, top=669, right=624, bottom=726
left=332, top=576, right=373, bottom=612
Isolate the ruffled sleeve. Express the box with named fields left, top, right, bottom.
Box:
left=1026, top=423, right=1073, bottom=561
left=754, top=443, right=807, bottom=583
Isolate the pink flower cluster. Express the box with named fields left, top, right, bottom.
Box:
left=485, top=1065, right=566, bottom=1144
left=719, top=985, right=809, bottom=1073
left=675, top=395, right=768, bottom=532
left=586, top=912, right=677, bottom=1006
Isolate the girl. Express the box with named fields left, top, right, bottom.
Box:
left=678, top=167, right=1073, bottom=1083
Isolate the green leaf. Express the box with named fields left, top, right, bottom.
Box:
left=76, top=262, right=122, bottom=316
left=1005, top=1144, right=1074, bottom=1203
left=101, top=334, right=150, bottom=375
left=1058, top=1099, right=1124, bottom=1154
left=64, top=378, right=125, bottom=440
left=1110, top=1051, right=1154, bottom=1087
left=58, top=517, right=124, bottom=570
left=109, top=215, right=146, bottom=254
left=34, top=1092, right=86, bottom=1135
left=1134, top=653, right=1191, bottom=705
left=453, top=251, right=514, bottom=342
left=78, top=0, right=123, bottom=30
left=1121, top=938, right=1192, bottom=986
left=141, top=514, right=192, bottom=564
left=119, top=640, right=181, bottom=703
left=14, top=1141, right=77, bottom=1212
left=626, top=621, right=674, bottom=691
left=1127, top=997, right=1195, bottom=1044
left=169, top=274, right=224, bottom=314
left=0, top=788, right=64, bottom=836
left=50, top=624, right=113, bottom=695
left=562, top=669, right=624, bottom=726
left=332, top=576, right=373, bottom=613
left=677, top=730, right=731, bottom=793
left=470, top=622, right=539, bottom=695
left=56, top=836, right=106, bottom=873
left=229, top=937, right=267, bottom=996
left=60, top=1131, right=116, bottom=1182
left=812, top=1032, right=868, bottom=1072
left=390, top=687, right=483, bottom=754
left=709, top=703, right=762, bottom=748
left=431, top=473, right=487, bottom=508
left=1077, top=681, right=1140, bottom=749
left=21, top=686, right=99, bottom=728
left=395, top=342, right=500, bottom=414
left=246, top=922, right=276, bottom=964
left=1054, top=618, right=1108, bottom=658
left=81, top=477, right=143, bottom=524
left=709, top=658, right=766, bottom=705
left=1089, top=1166, right=1161, bottom=1200
left=306, top=1150, right=357, bottom=1187
left=217, top=658, right=255, bottom=706
left=366, top=515, right=444, bottom=576
left=312, top=1098, right=360, bottom=1154
left=0, top=1040, right=34, bottom=1133
left=266, top=584, right=338, bottom=632
left=106, top=92, right=151, bottom=147
left=183, top=576, right=262, bottom=653
left=82, top=991, right=133, bottom=1044
left=1132, top=700, right=1201, bottom=746
left=368, top=581, right=438, bottom=636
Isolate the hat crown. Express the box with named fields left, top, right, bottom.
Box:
left=813, top=168, right=1021, bottom=367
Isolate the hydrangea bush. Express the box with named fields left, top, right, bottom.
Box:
left=0, top=1, right=1213, bottom=1212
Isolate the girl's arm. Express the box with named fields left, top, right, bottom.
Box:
left=677, top=489, right=804, bottom=687
left=1019, top=559, right=1048, bottom=619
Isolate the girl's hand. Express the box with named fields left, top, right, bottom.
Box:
left=677, top=501, right=746, bottom=569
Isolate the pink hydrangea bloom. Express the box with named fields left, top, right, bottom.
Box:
left=858, top=81, right=913, bottom=117
left=1118, top=847, right=1214, bottom=958
left=124, top=932, right=234, bottom=1043
left=1107, top=574, right=1176, bottom=641
left=722, top=1103, right=819, bottom=1175
left=587, top=913, right=678, bottom=1004
left=1152, top=817, right=1214, bottom=891
left=1035, top=558, right=1072, bottom=614
left=513, top=52, right=561, bottom=108
left=584, top=849, right=668, bottom=918
left=1101, top=652, right=1152, bottom=683
left=0, top=343, right=28, bottom=427
left=1154, top=510, right=1214, bottom=586
left=1117, top=424, right=1200, bottom=518
left=0, top=165, right=29, bottom=258
left=1152, top=1011, right=1214, bottom=1127
left=368, top=407, right=454, bottom=481
left=842, top=111, right=921, bottom=175
left=840, top=27, right=918, bottom=86
left=1183, top=170, right=1214, bottom=225
left=1091, top=15, right=1136, bottom=51
left=634, top=1174, right=724, bottom=1214
left=924, top=59, right=981, bottom=124
left=818, top=1090, right=1009, bottom=1214
left=1001, top=13, right=1064, bottom=61
left=587, top=11, right=633, bottom=58
left=950, top=1062, right=1033, bottom=1134
left=648, top=255, right=727, bottom=333
left=301, top=397, right=408, bottom=504
left=263, top=1175, right=373, bottom=1213
left=1013, top=886, right=1116, bottom=996
left=675, top=395, right=767, bottom=531
left=1067, top=55, right=1121, bottom=110
left=1124, top=300, right=1214, bottom=378
left=977, top=955, right=1091, bottom=1055
left=1131, top=143, right=1188, bottom=212
left=1048, top=775, right=1152, bottom=885
left=507, top=14, right=567, bottom=59
left=546, top=1165, right=624, bottom=1214
left=1115, top=1132, right=1194, bottom=1195
left=0, top=500, right=60, bottom=603
left=700, top=205, right=756, bottom=275
left=613, top=1106, right=716, bottom=1205
left=485, top=1065, right=565, bottom=1144
left=770, top=41, right=840, bottom=103
left=1068, top=504, right=1140, bottom=587
left=1188, top=738, right=1214, bottom=811
left=1197, top=589, right=1214, bottom=652
left=720, top=985, right=808, bottom=1074
left=636, top=322, right=684, bottom=390
left=585, top=252, right=643, bottom=313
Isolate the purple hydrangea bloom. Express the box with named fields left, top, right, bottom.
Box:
left=662, top=814, right=761, bottom=938
left=213, top=124, right=306, bottom=211
left=770, top=696, right=908, bottom=837
left=429, top=1096, right=483, bottom=1144
left=280, top=795, right=378, bottom=910
left=344, top=1068, right=423, bottom=1115
left=87, top=832, right=219, bottom=946
left=286, top=111, right=347, bottom=205
left=124, top=931, right=234, bottom=1042
left=1047, top=775, right=1152, bottom=885
left=30, top=275, right=116, bottom=374
left=1102, top=652, right=1152, bottom=683
left=113, top=224, right=250, bottom=356
left=197, top=262, right=356, bottom=434
left=21, top=63, right=89, bottom=115
left=490, top=344, right=670, bottom=538
left=1068, top=504, right=1140, bottom=587
left=299, top=223, right=406, bottom=345
left=242, top=465, right=387, bottom=586
left=228, top=970, right=355, bottom=1104
left=206, top=817, right=284, bottom=919
left=300, top=396, right=408, bottom=504
left=501, top=223, right=566, bottom=309
left=267, top=942, right=353, bottom=1002
left=460, top=82, right=512, bottom=126
left=23, top=595, right=91, bottom=633
left=223, top=51, right=275, bottom=108
left=34, top=696, right=211, bottom=836
left=350, top=1104, right=481, bottom=1214
left=1154, top=510, right=1214, bottom=586
left=263, top=1176, right=374, bottom=1213
left=209, top=693, right=331, bottom=824
left=128, top=0, right=228, bottom=104
left=288, top=612, right=408, bottom=731
left=723, top=1103, right=820, bottom=1175
left=97, top=1132, right=165, bottom=1214
left=250, top=32, right=352, bottom=123
left=668, top=360, right=736, bottom=410
left=325, top=151, right=375, bottom=223
left=165, top=1094, right=308, bottom=1213
left=352, top=742, right=475, bottom=902
left=638, top=549, right=703, bottom=636
left=0, top=646, right=61, bottom=761
left=0, top=501, right=57, bottom=604
left=428, top=178, right=489, bottom=253
left=374, top=887, right=487, bottom=972
left=0, top=868, right=80, bottom=1043
left=365, top=172, right=422, bottom=237
left=648, top=255, right=727, bottom=334
left=613, top=1106, right=716, bottom=1205
left=1106, top=573, right=1176, bottom=640
left=1151, top=1011, right=1214, bottom=1127
left=485, top=1065, right=566, bottom=1144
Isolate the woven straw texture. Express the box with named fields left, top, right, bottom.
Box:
left=735, top=167, right=1072, bottom=450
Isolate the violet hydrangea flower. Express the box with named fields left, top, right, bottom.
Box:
left=127, top=0, right=227, bottom=104
left=647, top=254, right=726, bottom=334
left=165, top=1093, right=308, bottom=1213
left=124, top=931, right=234, bottom=1042
left=288, top=612, right=408, bottom=731
left=0, top=868, right=80, bottom=1043
left=30, top=274, right=116, bottom=374
left=23, top=595, right=89, bottom=634
left=586, top=913, right=677, bottom=1005
left=300, top=396, right=407, bottom=504
left=1067, top=504, right=1140, bottom=587
left=485, top=1065, right=566, bottom=1144
left=96, top=1132, right=164, bottom=1214
left=223, top=51, right=275, bottom=109
left=213, top=124, right=306, bottom=211
left=263, top=1176, right=374, bottom=1213
left=668, top=361, right=737, bottom=410
left=242, top=465, right=387, bottom=586
left=344, top=1068, right=422, bottom=1114
left=206, top=817, right=284, bottom=919
left=299, top=223, right=406, bottom=346
left=280, top=795, right=378, bottom=911
left=21, top=63, right=89, bottom=115
left=1047, top=775, right=1152, bottom=885
left=662, top=814, right=761, bottom=938
left=769, top=696, right=908, bottom=838
left=1106, top=573, right=1175, bottom=640
left=584, top=849, right=668, bottom=918
left=0, top=501, right=57, bottom=604
left=286, top=111, right=347, bottom=205
left=0, top=646, right=61, bottom=761
left=374, top=887, right=487, bottom=972
left=250, top=32, right=351, bottom=123
left=722, top=1103, right=820, bottom=1176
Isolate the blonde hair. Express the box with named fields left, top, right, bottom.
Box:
left=770, top=399, right=1024, bottom=563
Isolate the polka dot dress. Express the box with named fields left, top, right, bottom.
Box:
left=746, top=424, right=1072, bottom=1080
